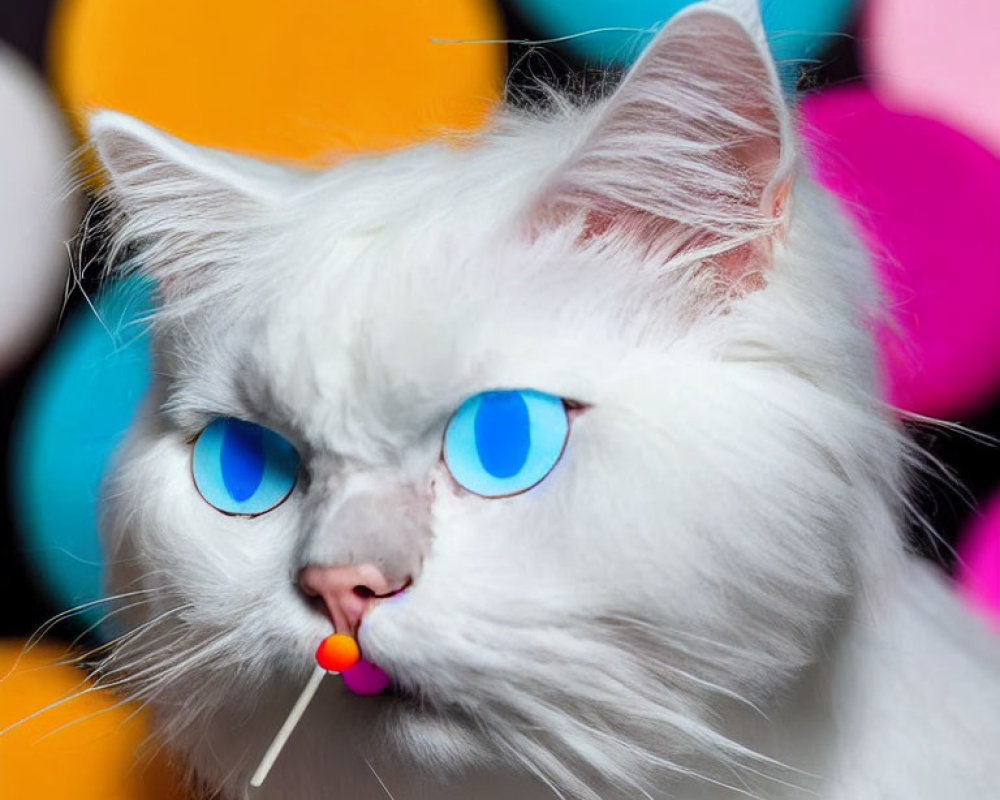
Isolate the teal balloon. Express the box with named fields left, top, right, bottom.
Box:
left=510, top=0, right=856, bottom=67
left=11, top=278, right=153, bottom=630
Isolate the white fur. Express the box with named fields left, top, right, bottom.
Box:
left=89, top=1, right=1000, bottom=798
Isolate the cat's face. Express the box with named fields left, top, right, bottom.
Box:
left=92, top=3, right=903, bottom=798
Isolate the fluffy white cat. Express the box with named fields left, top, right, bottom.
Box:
left=89, top=0, right=1000, bottom=798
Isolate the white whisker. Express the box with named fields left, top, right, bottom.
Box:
left=364, top=759, right=398, bottom=800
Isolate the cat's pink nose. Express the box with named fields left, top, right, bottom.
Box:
left=298, top=563, right=410, bottom=636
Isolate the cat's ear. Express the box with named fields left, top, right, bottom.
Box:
left=89, top=110, right=283, bottom=217
left=534, top=0, right=793, bottom=289
left=88, top=111, right=286, bottom=305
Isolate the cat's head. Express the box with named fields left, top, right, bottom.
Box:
left=91, top=1, right=904, bottom=797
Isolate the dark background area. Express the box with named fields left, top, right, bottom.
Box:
left=1, top=0, right=997, bottom=642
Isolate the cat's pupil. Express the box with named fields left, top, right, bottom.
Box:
left=474, top=391, right=531, bottom=478
left=220, top=419, right=266, bottom=502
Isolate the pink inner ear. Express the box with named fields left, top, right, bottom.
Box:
left=529, top=7, right=790, bottom=291
left=712, top=240, right=770, bottom=294
left=764, top=174, right=792, bottom=221
left=570, top=202, right=769, bottom=293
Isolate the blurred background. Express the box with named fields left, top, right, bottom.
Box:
left=0, top=0, right=998, bottom=797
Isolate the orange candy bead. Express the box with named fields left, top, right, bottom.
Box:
left=314, top=634, right=360, bottom=673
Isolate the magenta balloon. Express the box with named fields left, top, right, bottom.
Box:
left=800, top=87, right=1000, bottom=419
left=864, top=0, right=1000, bottom=156
left=956, top=491, right=1000, bottom=629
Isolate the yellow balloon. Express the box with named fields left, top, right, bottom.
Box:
left=49, top=0, right=505, bottom=162
left=0, top=640, right=186, bottom=800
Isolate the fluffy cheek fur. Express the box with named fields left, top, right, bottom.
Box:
left=99, top=405, right=329, bottom=725
left=100, top=340, right=860, bottom=800
left=362, top=361, right=858, bottom=792
left=88, top=6, right=884, bottom=793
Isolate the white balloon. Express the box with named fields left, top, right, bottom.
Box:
left=0, top=43, right=78, bottom=373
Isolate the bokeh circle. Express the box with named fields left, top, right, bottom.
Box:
left=864, top=0, right=1000, bottom=156
left=12, top=280, right=152, bottom=625
left=0, top=640, right=183, bottom=799
left=50, top=0, right=505, bottom=160
left=0, top=44, right=77, bottom=372
left=800, top=87, right=1000, bottom=418
left=956, top=490, right=1000, bottom=627
left=508, top=0, right=856, bottom=66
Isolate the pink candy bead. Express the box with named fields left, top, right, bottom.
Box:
left=342, top=658, right=392, bottom=696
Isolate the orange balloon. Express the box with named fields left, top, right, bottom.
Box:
left=49, top=0, right=505, bottom=162
left=0, top=640, right=187, bottom=800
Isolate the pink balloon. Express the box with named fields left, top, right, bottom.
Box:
left=956, top=491, right=1000, bottom=628
left=864, top=0, right=1000, bottom=156
left=799, top=87, right=1000, bottom=418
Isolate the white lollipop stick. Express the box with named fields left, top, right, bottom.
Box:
left=250, top=665, right=330, bottom=788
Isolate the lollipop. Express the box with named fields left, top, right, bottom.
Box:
left=250, top=634, right=369, bottom=788
left=315, top=634, right=362, bottom=673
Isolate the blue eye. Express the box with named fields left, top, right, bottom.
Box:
left=443, top=389, right=569, bottom=497
left=192, top=418, right=299, bottom=515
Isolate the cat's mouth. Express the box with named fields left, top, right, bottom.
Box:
left=356, top=581, right=412, bottom=601
left=302, top=581, right=410, bottom=617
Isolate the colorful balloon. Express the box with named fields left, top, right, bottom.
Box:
left=956, top=491, right=1000, bottom=628
left=0, top=641, right=184, bottom=799
left=50, top=0, right=504, bottom=161
left=0, top=44, right=77, bottom=373
left=508, top=0, right=856, bottom=67
left=864, top=0, right=1000, bottom=156
left=11, top=279, right=153, bottom=627
left=800, top=87, right=1000, bottom=418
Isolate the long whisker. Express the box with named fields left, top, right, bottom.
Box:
left=23, top=624, right=235, bottom=747
left=0, top=678, right=97, bottom=737
left=3, top=589, right=158, bottom=683
left=35, top=691, right=147, bottom=743
left=364, top=758, right=399, bottom=800
left=32, top=629, right=234, bottom=745
left=63, top=597, right=162, bottom=653
left=80, top=603, right=196, bottom=668
left=0, top=604, right=190, bottom=737
left=24, top=589, right=155, bottom=649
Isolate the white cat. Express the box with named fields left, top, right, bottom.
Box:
left=89, top=1, right=1000, bottom=798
